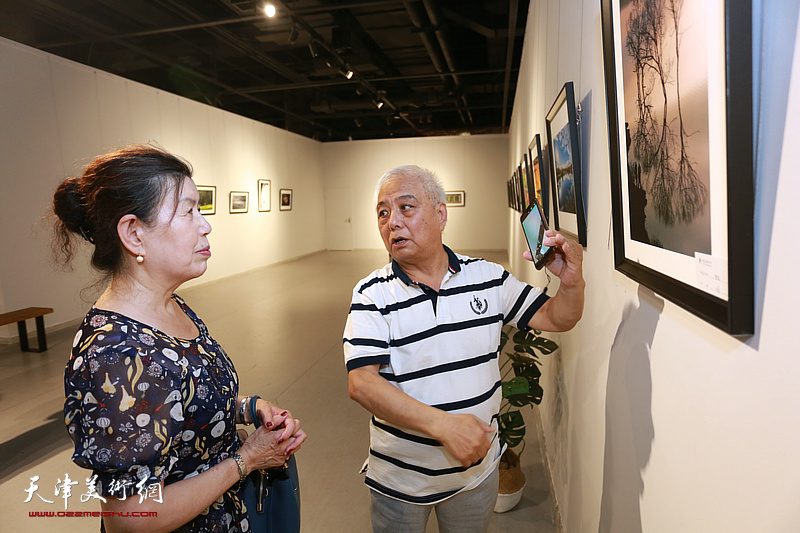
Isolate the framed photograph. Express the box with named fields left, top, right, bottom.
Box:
left=197, top=185, right=216, bottom=215
left=229, top=191, right=249, bottom=214
left=545, top=81, right=586, bottom=246
left=520, top=156, right=531, bottom=211
left=507, top=180, right=514, bottom=209
left=527, top=134, right=549, bottom=222
left=445, top=190, right=465, bottom=207
left=516, top=164, right=525, bottom=212
left=257, top=179, right=271, bottom=212
left=279, top=188, right=293, bottom=211
left=600, top=0, right=753, bottom=335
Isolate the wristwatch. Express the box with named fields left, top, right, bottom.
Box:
left=233, top=453, right=247, bottom=483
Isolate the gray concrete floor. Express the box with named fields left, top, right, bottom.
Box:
left=0, top=250, right=556, bottom=532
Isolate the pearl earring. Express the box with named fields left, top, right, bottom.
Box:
left=136, top=254, right=144, bottom=264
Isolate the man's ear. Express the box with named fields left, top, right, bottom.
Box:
left=117, top=214, right=145, bottom=256
left=437, top=201, right=448, bottom=231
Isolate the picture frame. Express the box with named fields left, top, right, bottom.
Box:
left=507, top=179, right=514, bottom=209
left=257, top=179, right=271, bottom=212
left=509, top=172, right=518, bottom=211
left=520, top=156, right=531, bottom=211
left=279, top=188, right=293, bottom=211
left=600, top=0, right=753, bottom=335
left=545, top=81, right=586, bottom=246
left=197, top=185, right=216, bottom=215
left=229, top=191, right=249, bottom=214
left=516, top=164, right=525, bottom=212
left=445, top=190, right=465, bottom=207
left=527, top=134, right=549, bottom=222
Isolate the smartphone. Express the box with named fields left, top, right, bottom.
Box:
left=520, top=198, right=555, bottom=270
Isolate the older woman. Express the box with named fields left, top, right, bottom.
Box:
left=53, top=144, right=306, bottom=532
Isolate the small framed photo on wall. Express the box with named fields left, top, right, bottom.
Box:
left=257, top=179, right=271, bottom=212
left=279, top=189, right=293, bottom=211
left=197, top=185, right=216, bottom=215
left=229, top=191, right=249, bottom=214
left=445, top=190, right=465, bottom=207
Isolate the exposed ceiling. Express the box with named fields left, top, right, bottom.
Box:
left=1, top=0, right=529, bottom=142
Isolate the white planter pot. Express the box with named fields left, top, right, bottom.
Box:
left=494, top=484, right=526, bottom=513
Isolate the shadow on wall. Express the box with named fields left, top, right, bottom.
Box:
left=599, top=286, right=663, bottom=533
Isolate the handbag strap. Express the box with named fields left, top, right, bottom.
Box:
left=249, top=395, right=262, bottom=428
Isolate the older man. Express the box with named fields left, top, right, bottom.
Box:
left=344, top=165, right=584, bottom=532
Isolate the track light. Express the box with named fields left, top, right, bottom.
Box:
left=339, top=67, right=354, bottom=80
left=288, top=26, right=299, bottom=44
left=354, top=118, right=362, bottom=127
left=375, top=100, right=384, bottom=109
left=264, top=3, right=276, bottom=17
left=308, top=41, right=318, bottom=58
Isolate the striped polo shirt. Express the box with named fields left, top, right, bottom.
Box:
left=343, top=246, right=549, bottom=504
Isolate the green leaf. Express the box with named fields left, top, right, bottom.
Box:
left=530, top=336, right=559, bottom=354
left=502, top=376, right=530, bottom=397
left=513, top=329, right=534, bottom=346
left=498, top=410, right=526, bottom=447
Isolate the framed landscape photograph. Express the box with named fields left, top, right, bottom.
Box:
left=229, top=191, right=249, bottom=214
left=545, top=81, right=586, bottom=246
left=445, top=190, right=465, bottom=207
left=527, top=134, right=549, bottom=222
left=279, top=188, right=293, bottom=211
left=257, top=179, right=271, bottom=212
left=197, top=185, right=216, bottom=215
left=600, top=0, right=753, bottom=335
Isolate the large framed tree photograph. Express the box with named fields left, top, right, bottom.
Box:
left=600, top=0, right=753, bottom=335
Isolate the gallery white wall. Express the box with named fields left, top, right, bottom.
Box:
left=320, top=134, right=509, bottom=252
left=0, top=37, right=510, bottom=340
left=0, top=37, right=326, bottom=338
left=507, top=1, right=800, bottom=531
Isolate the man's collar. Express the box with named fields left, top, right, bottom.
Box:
left=391, top=245, right=461, bottom=286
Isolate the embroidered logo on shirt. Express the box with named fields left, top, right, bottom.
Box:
left=470, top=295, right=489, bottom=315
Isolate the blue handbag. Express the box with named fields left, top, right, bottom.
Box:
left=241, top=397, right=301, bottom=533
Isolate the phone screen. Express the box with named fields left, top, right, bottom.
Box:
left=521, top=201, right=552, bottom=268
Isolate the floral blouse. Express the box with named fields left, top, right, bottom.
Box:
left=64, top=295, right=249, bottom=532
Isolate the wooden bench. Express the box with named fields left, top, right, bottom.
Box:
left=0, top=307, right=54, bottom=352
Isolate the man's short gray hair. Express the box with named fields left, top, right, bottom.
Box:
left=375, top=165, right=446, bottom=207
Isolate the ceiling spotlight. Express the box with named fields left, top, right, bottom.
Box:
left=288, top=26, right=299, bottom=44
left=354, top=118, right=362, bottom=127
left=339, top=67, right=354, bottom=80
left=264, top=3, right=277, bottom=17
left=374, top=99, right=384, bottom=109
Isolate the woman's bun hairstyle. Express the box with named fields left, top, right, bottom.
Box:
left=52, top=144, right=192, bottom=274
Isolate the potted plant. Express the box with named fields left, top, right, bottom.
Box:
left=494, top=325, right=558, bottom=513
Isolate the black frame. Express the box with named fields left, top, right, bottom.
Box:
left=527, top=133, right=549, bottom=223
left=600, top=0, right=753, bottom=335
left=545, top=81, right=586, bottom=246
left=516, top=164, right=525, bottom=212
